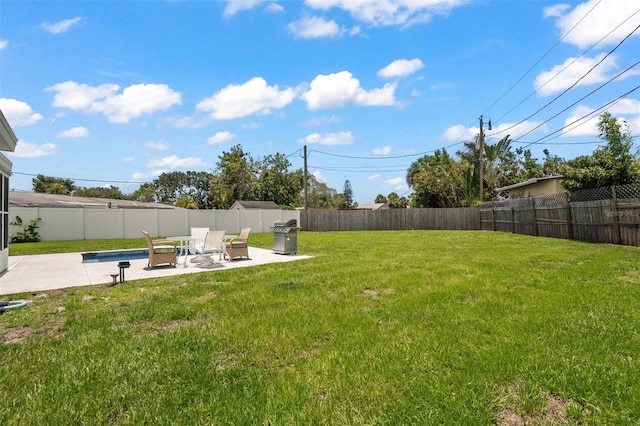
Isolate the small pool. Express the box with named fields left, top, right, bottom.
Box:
left=82, top=249, right=149, bottom=263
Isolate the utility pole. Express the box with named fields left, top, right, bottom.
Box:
left=478, top=115, right=491, bottom=203
left=478, top=115, right=485, bottom=202
left=303, top=144, right=308, bottom=212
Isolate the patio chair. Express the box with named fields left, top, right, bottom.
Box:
left=225, top=227, right=251, bottom=260
left=142, top=231, right=177, bottom=268
left=196, top=230, right=226, bottom=264
left=189, top=227, right=209, bottom=255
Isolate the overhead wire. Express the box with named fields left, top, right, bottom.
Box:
left=489, top=20, right=640, bottom=139
left=480, top=0, right=603, bottom=118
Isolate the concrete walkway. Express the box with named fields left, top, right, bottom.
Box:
left=0, top=247, right=312, bottom=296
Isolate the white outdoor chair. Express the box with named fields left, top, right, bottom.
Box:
left=189, top=227, right=209, bottom=255
left=196, top=230, right=226, bottom=265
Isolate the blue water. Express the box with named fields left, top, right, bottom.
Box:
left=82, top=249, right=149, bottom=263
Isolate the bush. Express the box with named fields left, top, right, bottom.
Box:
left=10, top=216, right=42, bottom=243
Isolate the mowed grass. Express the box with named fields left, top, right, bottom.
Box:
left=1, top=231, right=639, bottom=424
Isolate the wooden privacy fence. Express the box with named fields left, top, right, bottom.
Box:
left=301, top=208, right=480, bottom=232
left=480, top=184, right=640, bottom=247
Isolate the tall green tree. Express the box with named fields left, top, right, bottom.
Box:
left=32, top=174, right=75, bottom=194
left=130, top=183, right=157, bottom=203
left=342, top=179, right=354, bottom=208
left=74, top=185, right=125, bottom=199
left=561, top=112, right=638, bottom=192
left=210, top=145, right=256, bottom=209
left=253, top=153, right=303, bottom=207
left=407, top=149, right=465, bottom=208
left=305, top=175, right=339, bottom=208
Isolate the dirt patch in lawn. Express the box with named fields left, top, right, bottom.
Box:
left=496, top=381, right=583, bottom=425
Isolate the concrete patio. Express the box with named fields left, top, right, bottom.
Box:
left=0, top=247, right=312, bottom=296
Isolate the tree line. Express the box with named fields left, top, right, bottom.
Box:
left=30, top=113, right=636, bottom=209
left=31, top=145, right=354, bottom=210
left=405, top=112, right=638, bottom=207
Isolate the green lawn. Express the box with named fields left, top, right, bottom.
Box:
left=1, top=231, right=639, bottom=424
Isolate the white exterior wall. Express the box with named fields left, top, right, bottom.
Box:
left=8, top=207, right=299, bottom=242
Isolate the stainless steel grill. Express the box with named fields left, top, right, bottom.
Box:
left=272, top=219, right=299, bottom=254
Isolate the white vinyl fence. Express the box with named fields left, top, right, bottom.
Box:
left=9, top=207, right=299, bottom=242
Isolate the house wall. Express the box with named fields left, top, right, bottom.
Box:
left=0, top=155, right=10, bottom=272
left=508, top=179, right=564, bottom=198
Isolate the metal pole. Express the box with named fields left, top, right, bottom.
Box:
left=479, top=115, right=484, bottom=202
left=304, top=145, right=308, bottom=212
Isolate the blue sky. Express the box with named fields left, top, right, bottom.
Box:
left=1, top=0, right=638, bottom=205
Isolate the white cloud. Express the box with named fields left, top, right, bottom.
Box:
left=147, top=155, right=207, bottom=168
left=47, top=81, right=119, bottom=110
left=41, top=17, right=83, bottom=34
left=298, top=131, right=354, bottom=145
left=11, top=141, right=56, bottom=157
left=368, top=174, right=380, bottom=181
left=266, top=3, right=284, bottom=13
left=92, top=84, right=182, bottom=123
left=304, top=0, right=468, bottom=27
left=207, top=131, right=236, bottom=145
left=543, top=4, right=570, bottom=18
left=301, top=115, right=342, bottom=127
left=47, top=81, right=182, bottom=123
left=442, top=124, right=475, bottom=141
left=534, top=53, right=619, bottom=96
left=373, top=146, right=391, bottom=155
left=124, top=157, right=135, bottom=162
left=378, top=58, right=424, bottom=78
left=0, top=40, right=8, bottom=50
left=288, top=16, right=343, bottom=38
left=488, top=121, right=548, bottom=140
left=301, top=71, right=396, bottom=110
left=146, top=140, right=169, bottom=150
left=546, top=0, right=640, bottom=49
left=0, top=98, right=43, bottom=127
left=443, top=120, right=547, bottom=142
left=385, top=177, right=406, bottom=189
left=224, top=0, right=267, bottom=16
left=56, top=126, right=89, bottom=138
left=132, top=172, right=146, bottom=180
left=562, top=99, right=640, bottom=137
left=313, top=170, right=327, bottom=183
left=196, top=77, right=295, bottom=119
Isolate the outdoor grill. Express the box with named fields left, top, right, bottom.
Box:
left=272, top=219, right=299, bottom=255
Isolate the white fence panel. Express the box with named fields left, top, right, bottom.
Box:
left=85, top=209, right=124, bottom=239
left=158, top=209, right=190, bottom=238
left=125, top=210, right=159, bottom=239
left=8, top=207, right=299, bottom=241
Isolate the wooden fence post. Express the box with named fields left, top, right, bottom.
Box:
left=531, top=198, right=538, bottom=236
left=566, top=203, right=574, bottom=240
left=511, top=207, right=515, bottom=233
left=492, top=202, right=496, bottom=231
left=611, top=185, right=621, bottom=245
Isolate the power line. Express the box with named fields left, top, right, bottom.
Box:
left=13, top=171, right=147, bottom=185
left=490, top=21, right=640, bottom=139
left=522, top=84, right=640, bottom=148
left=481, top=0, right=604, bottom=118
left=509, top=59, right=640, bottom=142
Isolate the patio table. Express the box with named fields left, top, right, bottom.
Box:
left=167, top=235, right=202, bottom=267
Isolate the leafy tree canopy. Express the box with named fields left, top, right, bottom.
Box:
left=561, top=112, right=638, bottom=192
left=32, top=174, right=76, bottom=195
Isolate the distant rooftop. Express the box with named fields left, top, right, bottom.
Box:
left=9, top=192, right=178, bottom=209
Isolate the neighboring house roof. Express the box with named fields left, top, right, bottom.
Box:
left=495, top=176, right=564, bottom=193
left=229, top=200, right=280, bottom=210
left=356, top=203, right=389, bottom=210
left=9, top=192, right=178, bottom=209
left=0, top=109, right=18, bottom=152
